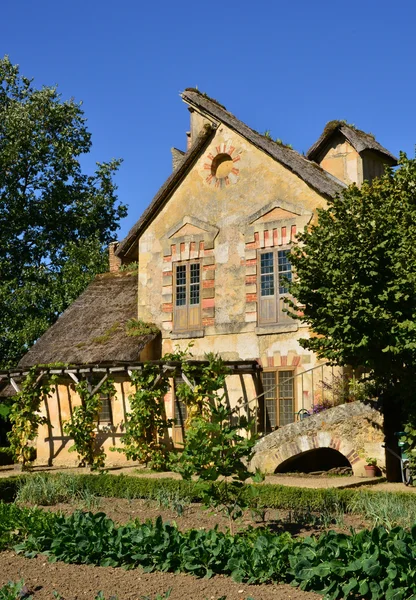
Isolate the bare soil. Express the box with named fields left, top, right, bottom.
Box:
left=0, top=551, right=321, bottom=600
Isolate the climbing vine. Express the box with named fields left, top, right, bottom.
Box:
left=7, top=366, right=58, bottom=470
left=113, top=362, right=174, bottom=470
left=64, top=378, right=116, bottom=471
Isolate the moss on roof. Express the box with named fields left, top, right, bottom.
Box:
left=322, top=120, right=376, bottom=140
left=184, top=88, right=227, bottom=111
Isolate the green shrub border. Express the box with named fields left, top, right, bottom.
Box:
left=1, top=473, right=416, bottom=512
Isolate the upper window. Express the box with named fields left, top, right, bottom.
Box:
left=258, top=249, right=292, bottom=325
left=173, top=261, right=201, bottom=332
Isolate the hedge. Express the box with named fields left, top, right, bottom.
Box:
left=1, top=472, right=416, bottom=514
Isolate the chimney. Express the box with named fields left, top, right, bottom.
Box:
left=108, top=242, right=122, bottom=272
left=171, top=147, right=185, bottom=171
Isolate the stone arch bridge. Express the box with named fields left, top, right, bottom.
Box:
left=250, top=401, right=385, bottom=477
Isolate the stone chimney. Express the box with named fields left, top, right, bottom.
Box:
left=187, top=108, right=211, bottom=150
left=171, top=147, right=185, bottom=171
left=108, top=242, right=122, bottom=272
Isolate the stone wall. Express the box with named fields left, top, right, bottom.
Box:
left=250, top=401, right=385, bottom=476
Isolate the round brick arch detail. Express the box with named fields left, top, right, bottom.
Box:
left=250, top=402, right=385, bottom=477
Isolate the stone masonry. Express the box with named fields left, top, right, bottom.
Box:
left=250, top=401, right=385, bottom=476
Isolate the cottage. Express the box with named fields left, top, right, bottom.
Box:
left=1, top=90, right=397, bottom=468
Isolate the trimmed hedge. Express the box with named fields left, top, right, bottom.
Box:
left=2, top=472, right=416, bottom=514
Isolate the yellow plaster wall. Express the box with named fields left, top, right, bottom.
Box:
left=36, top=378, right=136, bottom=467
left=318, top=135, right=362, bottom=186
left=136, top=123, right=334, bottom=413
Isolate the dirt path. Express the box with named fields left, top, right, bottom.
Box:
left=0, top=551, right=321, bottom=600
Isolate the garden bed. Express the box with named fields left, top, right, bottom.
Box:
left=20, top=496, right=368, bottom=536
left=0, top=551, right=320, bottom=600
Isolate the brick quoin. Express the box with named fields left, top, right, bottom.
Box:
left=163, top=256, right=172, bottom=263
left=203, top=263, right=216, bottom=271
left=202, top=317, right=215, bottom=326
left=202, top=280, right=215, bottom=288
left=246, top=293, right=257, bottom=303
left=202, top=298, right=215, bottom=309
left=162, top=303, right=173, bottom=312
left=245, top=275, right=256, bottom=285
left=291, top=224, right=297, bottom=240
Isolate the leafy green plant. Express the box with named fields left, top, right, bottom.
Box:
left=5, top=501, right=416, bottom=597
left=140, top=590, right=172, bottom=600
left=173, top=355, right=263, bottom=532
left=64, top=378, right=115, bottom=471
left=366, top=457, right=377, bottom=466
left=152, top=488, right=188, bottom=517
left=0, top=580, right=32, bottom=600
left=7, top=367, right=58, bottom=469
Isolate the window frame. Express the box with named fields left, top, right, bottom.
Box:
left=257, top=247, right=292, bottom=326
left=261, top=367, right=296, bottom=431
left=173, top=260, right=202, bottom=332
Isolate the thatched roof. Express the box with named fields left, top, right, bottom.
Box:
left=18, top=271, right=156, bottom=368
left=116, top=90, right=345, bottom=260
left=306, top=120, right=398, bottom=164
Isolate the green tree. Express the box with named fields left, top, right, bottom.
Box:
left=0, top=56, right=127, bottom=368
left=287, top=154, right=416, bottom=480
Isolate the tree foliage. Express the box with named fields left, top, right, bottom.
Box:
left=0, top=56, right=127, bottom=368
left=288, top=154, right=416, bottom=388
left=287, top=154, right=416, bottom=477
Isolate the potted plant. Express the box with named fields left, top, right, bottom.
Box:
left=364, top=457, right=378, bottom=477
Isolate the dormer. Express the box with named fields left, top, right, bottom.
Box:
left=306, top=121, right=397, bottom=187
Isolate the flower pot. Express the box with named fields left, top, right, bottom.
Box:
left=364, top=464, right=377, bottom=477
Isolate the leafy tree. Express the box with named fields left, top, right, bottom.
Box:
left=0, top=56, right=127, bottom=368
left=287, top=154, right=416, bottom=480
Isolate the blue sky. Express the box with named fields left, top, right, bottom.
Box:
left=2, top=0, right=415, bottom=240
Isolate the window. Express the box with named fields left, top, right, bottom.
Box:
left=258, top=249, right=292, bottom=325
left=261, top=370, right=295, bottom=431
left=174, top=261, right=201, bottom=331
left=98, top=395, right=112, bottom=425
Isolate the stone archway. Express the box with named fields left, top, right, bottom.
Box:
left=250, top=401, right=385, bottom=476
